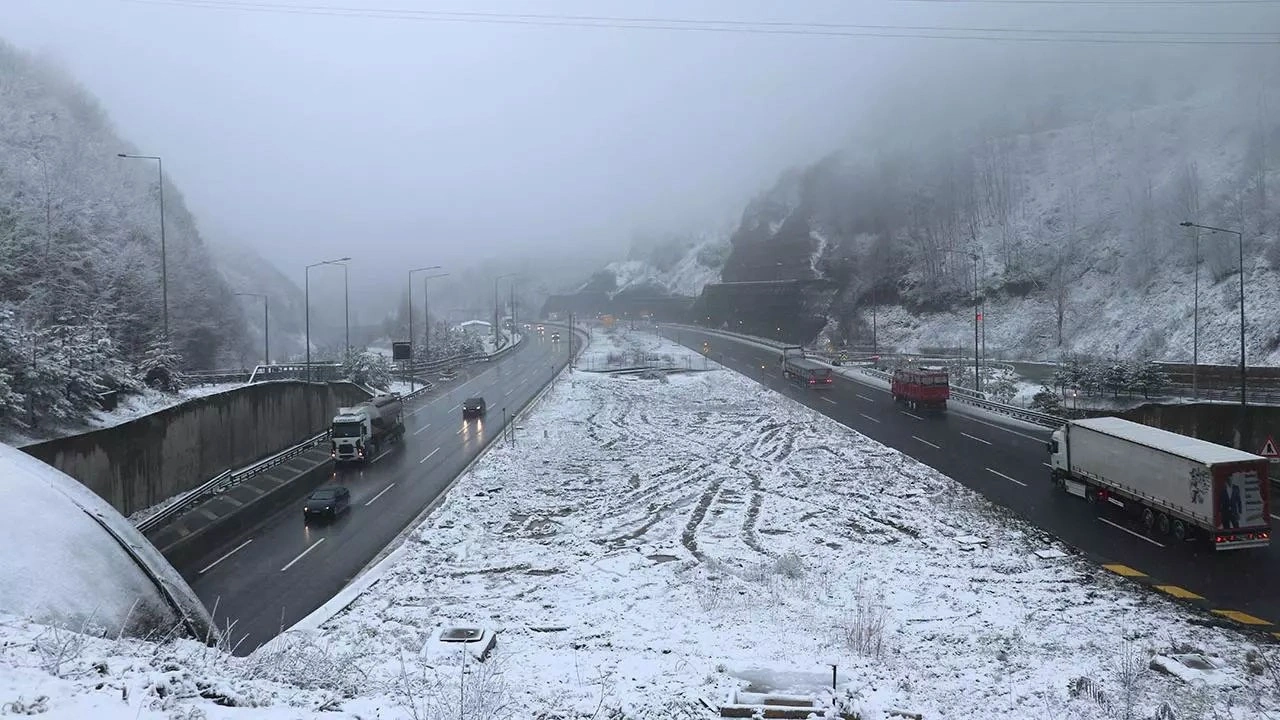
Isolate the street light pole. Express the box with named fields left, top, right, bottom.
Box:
left=423, top=271, right=449, bottom=363
left=117, top=153, right=168, bottom=339
left=944, top=249, right=981, bottom=393
left=234, top=292, right=269, bottom=366
left=341, top=262, right=349, bottom=356
left=1181, top=221, right=1247, bottom=448
left=305, top=257, right=350, bottom=384
left=494, top=272, right=516, bottom=348
left=407, top=266, right=442, bottom=393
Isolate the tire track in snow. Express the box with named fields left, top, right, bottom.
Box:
left=680, top=479, right=724, bottom=561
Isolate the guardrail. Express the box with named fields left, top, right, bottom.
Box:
left=859, top=367, right=1063, bottom=428
left=137, top=429, right=331, bottom=535
left=137, top=335, right=532, bottom=536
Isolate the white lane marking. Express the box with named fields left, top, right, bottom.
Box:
left=456, top=426, right=465, bottom=435
left=902, top=411, right=924, bottom=421
left=365, top=483, right=396, bottom=506
left=1042, top=462, right=1053, bottom=469
left=858, top=413, right=881, bottom=424
left=912, top=435, right=940, bottom=449
left=198, top=539, right=252, bottom=575
left=371, top=449, right=392, bottom=463
left=820, top=397, right=837, bottom=405
left=1272, top=514, right=1280, bottom=522
left=449, top=403, right=461, bottom=411
left=505, top=388, right=515, bottom=396
left=961, top=432, right=993, bottom=445
left=963, top=416, right=1047, bottom=443
left=986, top=468, right=1027, bottom=487
left=1099, top=517, right=1166, bottom=548
left=419, top=448, right=440, bottom=464
left=856, top=394, right=874, bottom=402
left=413, top=422, right=433, bottom=436
left=280, top=538, right=326, bottom=572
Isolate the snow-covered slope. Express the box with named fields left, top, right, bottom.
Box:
left=715, top=80, right=1280, bottom=364
left=587, top=231, right=729, bottom=299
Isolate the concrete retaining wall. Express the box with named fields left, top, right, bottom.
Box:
left=22, top=381, right=368, bottom=517
left=1115, top=402, right=1280, bottom=455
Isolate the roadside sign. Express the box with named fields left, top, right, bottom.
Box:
left=392, top=342, right=412, bottom=361
left=1261, top=436, right=1278, bottom=458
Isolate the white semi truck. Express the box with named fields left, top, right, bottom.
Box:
left=330, top=394, right=405, bottom=463
left=1048, top=417, right=1271, bottom=550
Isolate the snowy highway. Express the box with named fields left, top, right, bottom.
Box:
left=183, top=334, right=569, bottom=654
left=663, top=326, right=1280, bottom=638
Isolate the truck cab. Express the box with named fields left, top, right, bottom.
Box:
left=331, top=407, right=375, bottom=462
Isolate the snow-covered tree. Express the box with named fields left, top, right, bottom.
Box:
left=343, top=349, right=391, bottom=391
left=137, top=338, right=185, bottom=393
left=1031, top=385, right=1063, bottom=414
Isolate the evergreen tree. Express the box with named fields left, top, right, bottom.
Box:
left=1031, top=385, right=1064, bottom=414
left=343, top=349, right=391, bottom=391
left=137, top=337, right=185, bottom=392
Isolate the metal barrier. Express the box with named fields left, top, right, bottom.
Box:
left=859, top=367, right=1062, bottom=428
left=137, top=335, right=531, bottom=536
left=137, top=430, right=331, bottom=535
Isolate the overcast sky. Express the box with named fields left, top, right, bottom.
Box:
left=3, top=0, right=1274, bottom=311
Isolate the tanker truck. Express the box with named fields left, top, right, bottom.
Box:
left=331, top=393, right=405, bottom=463
left=1048, top=417, right=1270, bottom=550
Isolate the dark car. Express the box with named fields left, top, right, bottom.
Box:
left=462, top=397, right=487, bottom=418
left=550, top=332, right=561, bottom=342
left=303, top=486, right=350, bottom=523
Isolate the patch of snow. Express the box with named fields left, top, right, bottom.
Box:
left=87, top=383, right=245, bottom=431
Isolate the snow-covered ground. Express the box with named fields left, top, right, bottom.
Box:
left=3, top=328, right=1277, bottom=719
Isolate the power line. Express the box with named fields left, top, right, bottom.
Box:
left=895, top=0, right=1280, bottom=4
left=123, top=0, right=1280, bottom=45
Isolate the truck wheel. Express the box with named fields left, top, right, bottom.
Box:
left=1156, top=513, right=1171, bottom=536
left=1171, top=519, right=1188, bottom=542
left=1141, top=508, right=1156, bottom=533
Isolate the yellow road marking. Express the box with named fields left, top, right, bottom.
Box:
left=1212, top=610, right=1271, bottom=626
left=1102, top=563, right=1147, bottom=578
left=1155, top=585, right=1204, bottom=600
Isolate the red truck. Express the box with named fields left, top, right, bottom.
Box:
left=891, top=366, right=950, bottom=411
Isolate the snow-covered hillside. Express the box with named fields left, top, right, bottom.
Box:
left=588, top=231, right=729, bottom=299
left=713, top=80, right=1280, bottom=364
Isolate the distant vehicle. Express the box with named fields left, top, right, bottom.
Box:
left=331, top=394, right=404, bottom=463
left=462, top=397, right=487, bottom=418
left=1049, top=417, right=1271, bottom=550
left=303, top=486, right=350, bottom=523
left=778, top=347, right=833, bottom=388
left=891, top=366, right=950, bottom=412
left=550, top=332, right=561, bottom=342
left=537, top=325, right=545, bottom=335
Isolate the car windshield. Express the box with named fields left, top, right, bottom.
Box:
left=332, top=421, right=361, bottom=438
left=465, top=398, right=482, bottom=406
left=310, top=489, right=337, bottom=501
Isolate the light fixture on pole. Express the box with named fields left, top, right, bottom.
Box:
left=234, top=292, right=269, bottom=366
left=407, top=265, right=442, bottom=393
left=117, top=153, right=168, bottom=339
left=1181, top=220, right=1248, bottom=448
left=305, top=257, right=350, bottom=384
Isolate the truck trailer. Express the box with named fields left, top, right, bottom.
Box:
left=331, top=394, right=405, bottom=463
left=891, top=366, right=950, bottom=412
left=779, top=347, right=833, bottom=388
left=1048, top=417, right=1270, bottom=550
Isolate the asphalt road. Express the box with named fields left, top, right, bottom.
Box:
left=663, top=326, right=1280, bottom=636
left=187, top=334, right=570, bottom=654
